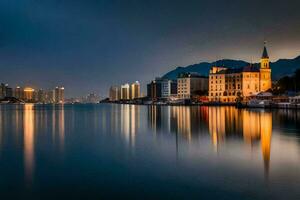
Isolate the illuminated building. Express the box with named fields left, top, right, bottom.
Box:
left=5, top=86, right=13, bottom=97
left=260, top=44, right=272, bottom=91
left=109, top=86, right=121, bottom=101
left=0, top=83, right=5, bottom=98
left=37, top=89, right=45, bottom=103
left=147, top=78, right=162, bottom=100
left=130, top=81, right=141, bottom=99
left=14, top=86, right=24, bottom=99
left=23, top=87, right=35, bottom=101
left=121, top=84, right=130, bottom=100
left=45, top=90, right=54, bottom=103
left=54, top=87, right=64, bottom=104
left=177, top=72, right=208, bottom=99
left=161, top=79, right=177, bottom=98
left=86, top=93, right=100, bottom=103
left=147, top=78, right=177, bottom=100
left=0, top=83, right=13, bottom=98
left=208, top=43, right=271, bottom=102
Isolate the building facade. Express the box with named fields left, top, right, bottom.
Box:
left=208, top=44, right=272, bottom=102
left=14, top=86, right=24, bottom=99
left=147, top=79, right=162, bottom=100
left=109, top=86, right=121, bottom=101
left=130, top=81, right=141, bottom=99
left=121, top=84, right=130, bottom=100
left=147, top=78, right=177, bottom=100
left=0, top=83, right=13, bottom=98
left=23, top=87, right=35, bottom=101
left=54, top=87, right=65, bottom=103
left=177, top=73, right=208, bottom=99
left=161, top=79, right=177, bottom=98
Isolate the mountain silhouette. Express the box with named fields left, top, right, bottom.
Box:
left=162, top=56, right=300, bottom=80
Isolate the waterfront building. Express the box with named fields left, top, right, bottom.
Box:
left=14, top=86, right=24, bottom=99
left=0, top=83, right=13, bottom=98
left=54, top=87, right=65, bottom=103
left=109, top=86, right=121, bottom=101
left=147, top=78, right=177, bottom=100
left=130, top=81, right=141, bottom=99
left=0, top=83, right=5, bottom=98
left=5, top=86, right=13, bottom=97
left=177, top=73, right=208, bottom=99
left=86, top=93, right=100, bottom=103
left=45, top=90, right=54, bottom=103
left=147, top=78, right=162, bottom=100
left=161, top=79, right=177, bottom=98
left=208, top=43, right=272, bottom=102
left=23, top=87, right=35, bottom=101
left=37, top=89, right=46, bottom=103
left=121, top=84, right=130, bottom=100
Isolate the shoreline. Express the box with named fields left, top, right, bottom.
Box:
left=101, top=102, right=300, bottom=110
left=0, top=102, right=300, bottom=110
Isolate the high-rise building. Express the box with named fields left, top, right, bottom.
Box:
left=54, top=87, right=65, bottom=104
left=0, top=83, right=12, bottom=98
left=161, top=79, right=177, bottom=98
left=23, top=87, right=35, bottom=101
left=121, top=84, right=130, bottom=100
left=86, top=93, right=100, bottom=103
left=14, top=86, right=24, bottom=99
left=208, top=43, right=272, bottom=102
left=0, top=83, right=5, bottom=98
left=177, top=73, right=208, bottom=99
left=45, top=90, right=54, bottom=103
left=109, top=86, right=121, bottom=101
left=5, top=86, right=13, bottom=97
left=130, top=81, right=141, bottom=99
left=147, top=78, right=162, bottom=100
left=37, top=89, right=46, bottom=103
left=147, top=78, right=177, bottom=100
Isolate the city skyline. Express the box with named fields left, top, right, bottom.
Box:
left=0, top=0, right=300, bottom=97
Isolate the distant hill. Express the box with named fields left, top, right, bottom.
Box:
left=162, top=56, right=300, bottom=80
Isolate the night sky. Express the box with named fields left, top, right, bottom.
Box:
left=0, top=0, right=300, bottom=97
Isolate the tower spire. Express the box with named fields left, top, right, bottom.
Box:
left=262, top=41, right=269, bottom=59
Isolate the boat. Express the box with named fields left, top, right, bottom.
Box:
left=276, top=102, right=291, bottom=109
left=248, top=99, right=272, bottom=108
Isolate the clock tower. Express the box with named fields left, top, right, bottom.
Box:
left=260, top=42, right=272, bottom=91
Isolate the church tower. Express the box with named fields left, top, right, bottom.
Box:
left=259, top=42, right=272, bottom=91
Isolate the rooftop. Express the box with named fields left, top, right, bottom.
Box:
left=211, top=65, right=260, bottom=74
left=262, top=44, right=269, bottom=59
left=178, top=72, right=208, bottom=78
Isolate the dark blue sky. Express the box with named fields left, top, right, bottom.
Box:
left=0, top=0, right=300, bottom=97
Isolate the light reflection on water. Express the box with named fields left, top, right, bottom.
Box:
left=0, top=104, right=299, bottom=199
left=24, top=104, right=34, bottom=184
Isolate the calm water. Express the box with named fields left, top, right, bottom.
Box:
left=0, top=104, right=300, bottom=199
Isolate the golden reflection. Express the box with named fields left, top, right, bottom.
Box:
left=243, top=111, right=261, bottom=143
left=51, top=105, right=65, bottom=149
left=208, top=107, right=226, bottom=149
left=260, top=112, right=272, bottom=178
left=175, top=107, right=191, bottom=141
left=147, top=106, right=273, bottom=176
left=208, top=107, right=272, bottom=176
left=24, top=104, right=35, bottom=183
left=121, top=105, right=139, bottom=147
left=58, top=105, right=65, bottom=148
left=148, top=106, right=210, bottom=140
left=149, top=106, right=158, bottom=133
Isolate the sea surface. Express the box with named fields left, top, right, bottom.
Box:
left=0, top=104, right=300, bottom=199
